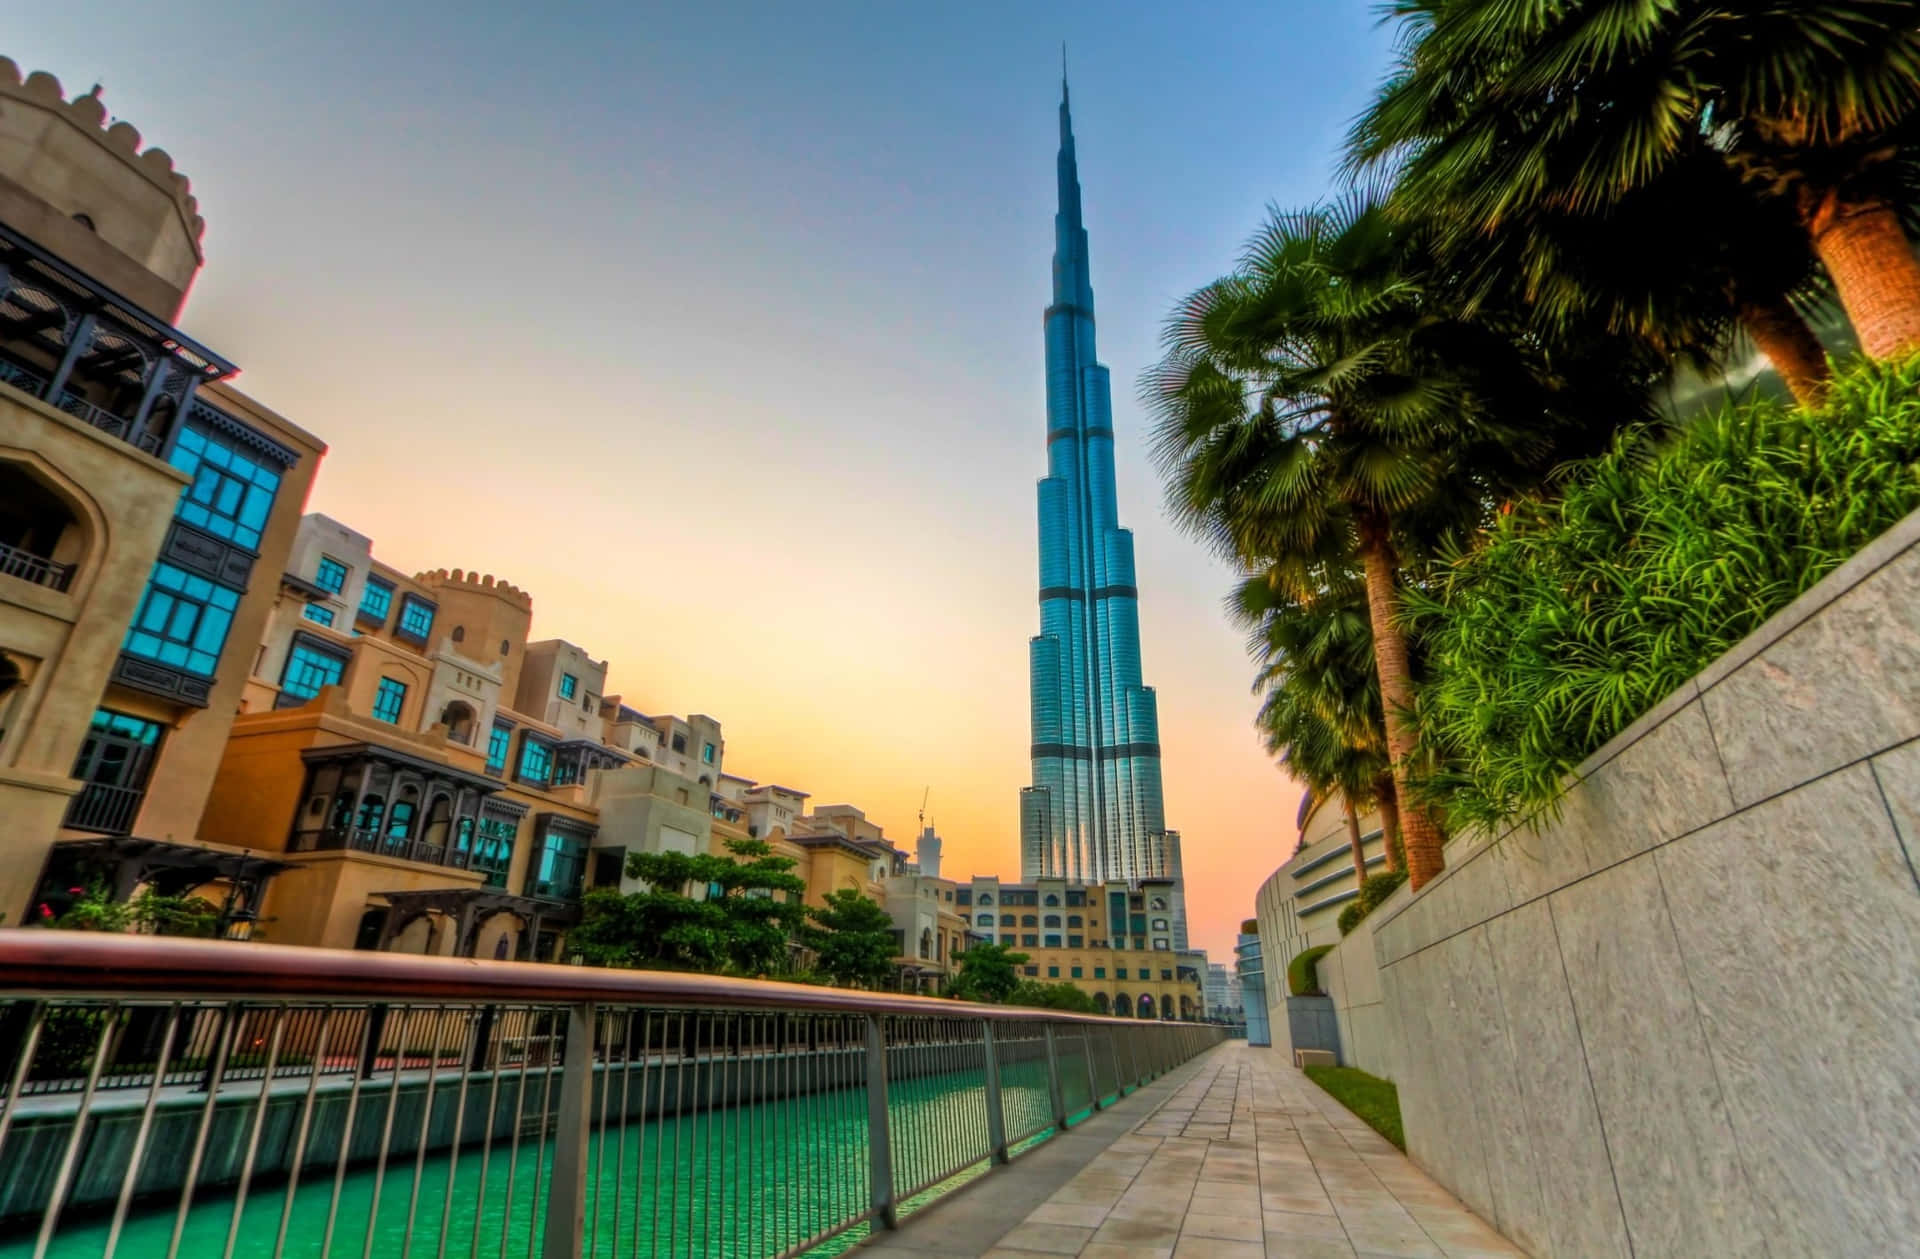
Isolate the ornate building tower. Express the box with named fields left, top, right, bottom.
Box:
left=1021, top=77, right=1185, bottom=947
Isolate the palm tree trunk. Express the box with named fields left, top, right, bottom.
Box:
left=1805, top=193, right=1920, bottom=362
left=1372, top=772, right=1405, bottom=873
left=1355, top=509, right=1446, bottom=890
left=1738, top=297, right=1828, bottom=406
left=1342, top=797, right=1367, bottom=883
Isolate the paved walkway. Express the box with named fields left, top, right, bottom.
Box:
left=867, top=1042, right=1527, bottom=1259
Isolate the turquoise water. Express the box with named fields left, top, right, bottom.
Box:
left=11, top=1055, right=1097, bottom=1259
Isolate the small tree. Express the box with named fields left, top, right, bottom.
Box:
left=803, top=889, right=898, bottom=989
left=1008, top=980, right=1098, bottom=1013
left=572, top=837, right=807, bottom=975
left=946, top=942, right=1028, bottom=1003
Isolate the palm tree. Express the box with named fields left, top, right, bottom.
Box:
left=1355, top=0, right=1920, bottom=364
left=1147, top=196, right=1477, bottom=890
left=1235, top=570, right=1402, bottom=879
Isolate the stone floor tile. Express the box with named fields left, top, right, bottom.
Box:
left=1078, top=1245, right=1173, bottom=1259
left=1264, top=1208, right=1351, bottom=1240
left=1090, top=1214, right=1183, bottom=1247
left=1027, top=1200, right=1115, bottom=1228
left=1180, top=1210, right=1264, bottom=1242
left=988, top=1222, right=1096, bottom=1254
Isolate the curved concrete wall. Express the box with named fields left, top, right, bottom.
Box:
left=1368, top=508, right=1920, bottom=1258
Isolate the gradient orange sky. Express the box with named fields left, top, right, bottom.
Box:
left=16, top=2, right=1397, bottom=960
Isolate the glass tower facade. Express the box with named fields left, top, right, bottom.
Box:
left=1022, top=79, right=1186, bottom=948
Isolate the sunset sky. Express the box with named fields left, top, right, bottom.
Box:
left=16, top=1, right=1397, bottom=960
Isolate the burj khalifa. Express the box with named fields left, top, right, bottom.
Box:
left=1020, top=75, right=1186, bottom=948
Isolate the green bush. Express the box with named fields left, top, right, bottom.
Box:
left=1336, top=870, right=1408, bottom=936
left=1287, top=945, right=1334, bottom=996
left=1413, top=355, right=1920, bottom=833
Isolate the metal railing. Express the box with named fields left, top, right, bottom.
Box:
left=61, top=781, right=146, bottom=835
left=0, top=540, right=74, bottom=593
left=0, top=932, right=1224, bottom=1259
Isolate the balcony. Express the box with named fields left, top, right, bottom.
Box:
left=0, top=538, right=73, bottom=592
left=63, top=782, right=145, bottom=835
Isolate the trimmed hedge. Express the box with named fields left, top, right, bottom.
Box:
left=1413, top=356, right=1920, bottom=833
left=1287, top=945, right=1334, bottom=996
left=1337, top=869, right=1408, bottom=936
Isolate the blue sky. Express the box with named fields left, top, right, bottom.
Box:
left=8, top=1, right=1399, bottom=956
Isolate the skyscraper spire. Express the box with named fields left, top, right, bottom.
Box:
left=1022, top=76, right=1187, bottom=949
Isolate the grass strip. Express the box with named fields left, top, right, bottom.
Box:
left=1303, top=1064, right=1404, bottom=1151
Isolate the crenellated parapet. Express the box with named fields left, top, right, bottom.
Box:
left=0, top=58, right=205, bottom=251
left=413, top=568, right=535, bottom=612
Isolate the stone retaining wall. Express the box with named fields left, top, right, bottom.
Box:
left=1368, top=509, right=1920, bottom=1258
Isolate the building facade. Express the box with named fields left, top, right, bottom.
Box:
left=0, top=60, right=326, bottom=927
left=955, top=876, right=1204, bottom=1020
left=1019, top=78, right=1186, bottom=948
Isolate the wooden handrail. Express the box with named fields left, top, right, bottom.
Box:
left=0, top=931, right=1181, bottom=1026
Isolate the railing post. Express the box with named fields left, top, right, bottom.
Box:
left=865, top=1013, right=897, bottom=1230
left=541, top=1001, right=596, bottom=1259
left=1042, top=1024, right=1068, bottom=1131
left=981, top=1020, right=1008, bottom=1165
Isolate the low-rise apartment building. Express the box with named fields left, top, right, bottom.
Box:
left=0, top=61, right=325, bottom=928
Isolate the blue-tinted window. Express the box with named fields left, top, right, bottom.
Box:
left=371, top=677, right=407, bottom=724
left=397, top=595, right=434, bottom=641
left=517, top=737, right=553, bottom=786
left=559, top=672, right=578, bottom=700
left=301, top=603, right=334, bottom=626
left=124, top=563, right=239, bottom=677
left=314, top=556, right=348, bottom=593
left=281, top=643, right=347, bottom=702
left=486, top=723, right=512, bottom=776
left=359, top=577, right=393, bottom=623
left=527, top=827, right=588, bottom=900
left=474, top=813, right=516, bottom=888
left=168, top=424, right=281, bottom=550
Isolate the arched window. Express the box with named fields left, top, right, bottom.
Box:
left=1137, top=994, right=1156, bottom=1020
left=440, top=701, right=476, bottom=745
left=422, top=793, right=453, bottom=847
left=1114, top=993, right=1133, bottom=1018
left=451, top=625, right=465, bottom=643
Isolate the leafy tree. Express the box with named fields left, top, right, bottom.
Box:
left=946, top=942, right=1028, bottom=1003
left=1236, top=569, right=1402, bottom=877
left=1007, top=980, right=1098, bottom=1013
left=1354, top=0, right=1920, bottom=366
left=571, top=837, right=807, bottom=975
left=1148, top=195, right=1644, bottom=888
left=802, top=888, right=899, bottom=989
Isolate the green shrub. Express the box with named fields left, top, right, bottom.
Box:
left=1413, top=355, right=1920, bottom=833
left=1337, top=870, right=1408, bottom=936
left=1287, top=945, right=1334, bottom=996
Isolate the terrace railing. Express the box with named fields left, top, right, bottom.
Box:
left=0, top=932, right=1224, bottom=1259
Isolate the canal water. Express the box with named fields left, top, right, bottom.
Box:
left=8, top=1055, right=1094, bottom=1259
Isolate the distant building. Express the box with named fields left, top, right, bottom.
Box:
left=0, top=60, right=327, bottom=929
left=955, top=876, right=1204, bottom=1020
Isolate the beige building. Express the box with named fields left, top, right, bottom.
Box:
left=1252, top=790, right=1391, bottom=978
left=956, top=876, right=1206, bottom=1019
left=0, top=60, right=326, bottom=927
